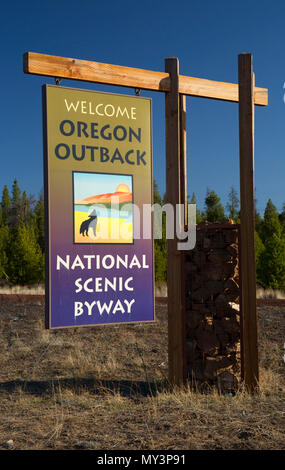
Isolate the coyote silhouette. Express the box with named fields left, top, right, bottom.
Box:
left=80, top=213, right=97, bottom=237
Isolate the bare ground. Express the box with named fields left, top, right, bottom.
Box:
left=0, top=298, right=284, bottom=450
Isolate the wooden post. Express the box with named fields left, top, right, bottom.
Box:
left=237, top=226, right=244, bottom=382
left=165, top=58, right=186, bottom=387
left=179, top=94, right=187, bottom=218
left=179, top=94, right=187, bottom=386
left=238, top=53, right=259, bottom=393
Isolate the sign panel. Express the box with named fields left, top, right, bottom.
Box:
left=42, top=85, right=154, bottom=328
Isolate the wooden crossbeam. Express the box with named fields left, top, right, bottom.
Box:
left=23, top=52, right=268, bottom=106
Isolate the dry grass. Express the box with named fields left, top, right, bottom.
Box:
left=0, top=284, right=45, bottom=295
left=0, top=299, right=284, bottom=450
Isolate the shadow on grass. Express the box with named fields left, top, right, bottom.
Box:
left=0, top=377, right=169, bottom=398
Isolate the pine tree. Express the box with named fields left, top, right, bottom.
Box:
left=258, top=233, right=285, bottom=289
left=257, top=199, right=285, bottom=289
left=189, top=192, right=203, bottom=223
left=1, top=185, right=11, bottom=226
left=279, top=202, right=285, bottom=232
left=154, top=242, right=167, bottom=282
left=255, top=210, right=263, bottom=237
left=11, top=179, right=21, bottom=207
left=34, top=193, right=45, bottom=252
left=10, top=179, right=21, bottom=230
left=255, top=230, right=265, bottom=285
left=226, top=186, right=239, bottom=222
left=254, top=193, right=262, bottom=230
left=261, top=199, right=281, bottom=242
left=8, top=223, right=44, bottom=285
left=204, top=189, right=226, bottom=223
left=0, top=225, right=9, bottom=280
left=153, top=180, right=167, bottom=282
left=187, top=192, right=196, bottom=204
left=20, top=191, right=33, bottom=226
left=153, top=180, right=162, bottom=205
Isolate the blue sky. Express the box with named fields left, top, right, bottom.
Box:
left=0, top=0, right=284, bottom=214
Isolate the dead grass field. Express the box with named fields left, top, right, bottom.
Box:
left=0, top=298, right=284, bottom=450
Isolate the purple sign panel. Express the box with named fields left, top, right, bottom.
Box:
left=42, top=85, right=154, bottom=328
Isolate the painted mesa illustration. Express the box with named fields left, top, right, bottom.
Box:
left=73, top=172, right=133, bottom=244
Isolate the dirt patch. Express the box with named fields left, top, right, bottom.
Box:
left=0, top=294, right=45, bottom=304
left=0, top=299, right=284, bottom=450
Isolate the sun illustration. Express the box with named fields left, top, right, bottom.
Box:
left=116, top=183, right=130, bottom=193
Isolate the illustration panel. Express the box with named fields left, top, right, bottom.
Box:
left=73, top=172, right=133, bottom=244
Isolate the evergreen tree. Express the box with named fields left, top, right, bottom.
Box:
left=21, top=191, right=37, bottom=230
left=34, top=193, right=45, bottom=252
left=188, top=192, right=203, bottom=223
left=255, top=230, right=265, bottom=285
left=153, top=180, right=167, bottom=282
left=154, top=242, right=167, bottom=283
left=8, top=223, right=44, bottom=285
left=260, top=199, right=281, bottom=242
left=11, top=178, right=21, bottom=207
left=204, top=188, right=226, bottom=223
left=255, top=210, right=263, bottom=237
left=189, top=192, right=196, bottom=205
left=279, top=202, right=285, bottom=232
left=0, top=225, right=9, bottom=280
left=254, top=193, right=262, bottom=230
left=1, top=185, right=11, bottom=226
left=20, top=191, right=31, bottom=225
left=258, top=233, right=285, bottom=289
left=21, top=191, right=29, bottom=224
left=226, top=186, right=239, bottom=222
left=10, top=179, right=22, bottom=230
left=257, top=199, right=285, bottom=289
left=153, top=180, right=162, bottom=205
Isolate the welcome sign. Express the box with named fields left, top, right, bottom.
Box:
left=42, top=85, right=154, bottom=328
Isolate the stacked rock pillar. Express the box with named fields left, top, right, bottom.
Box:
left=184, top=222, right=241, bottom=392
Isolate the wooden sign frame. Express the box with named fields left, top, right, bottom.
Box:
left=23, top=51, right=268, bottom=393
